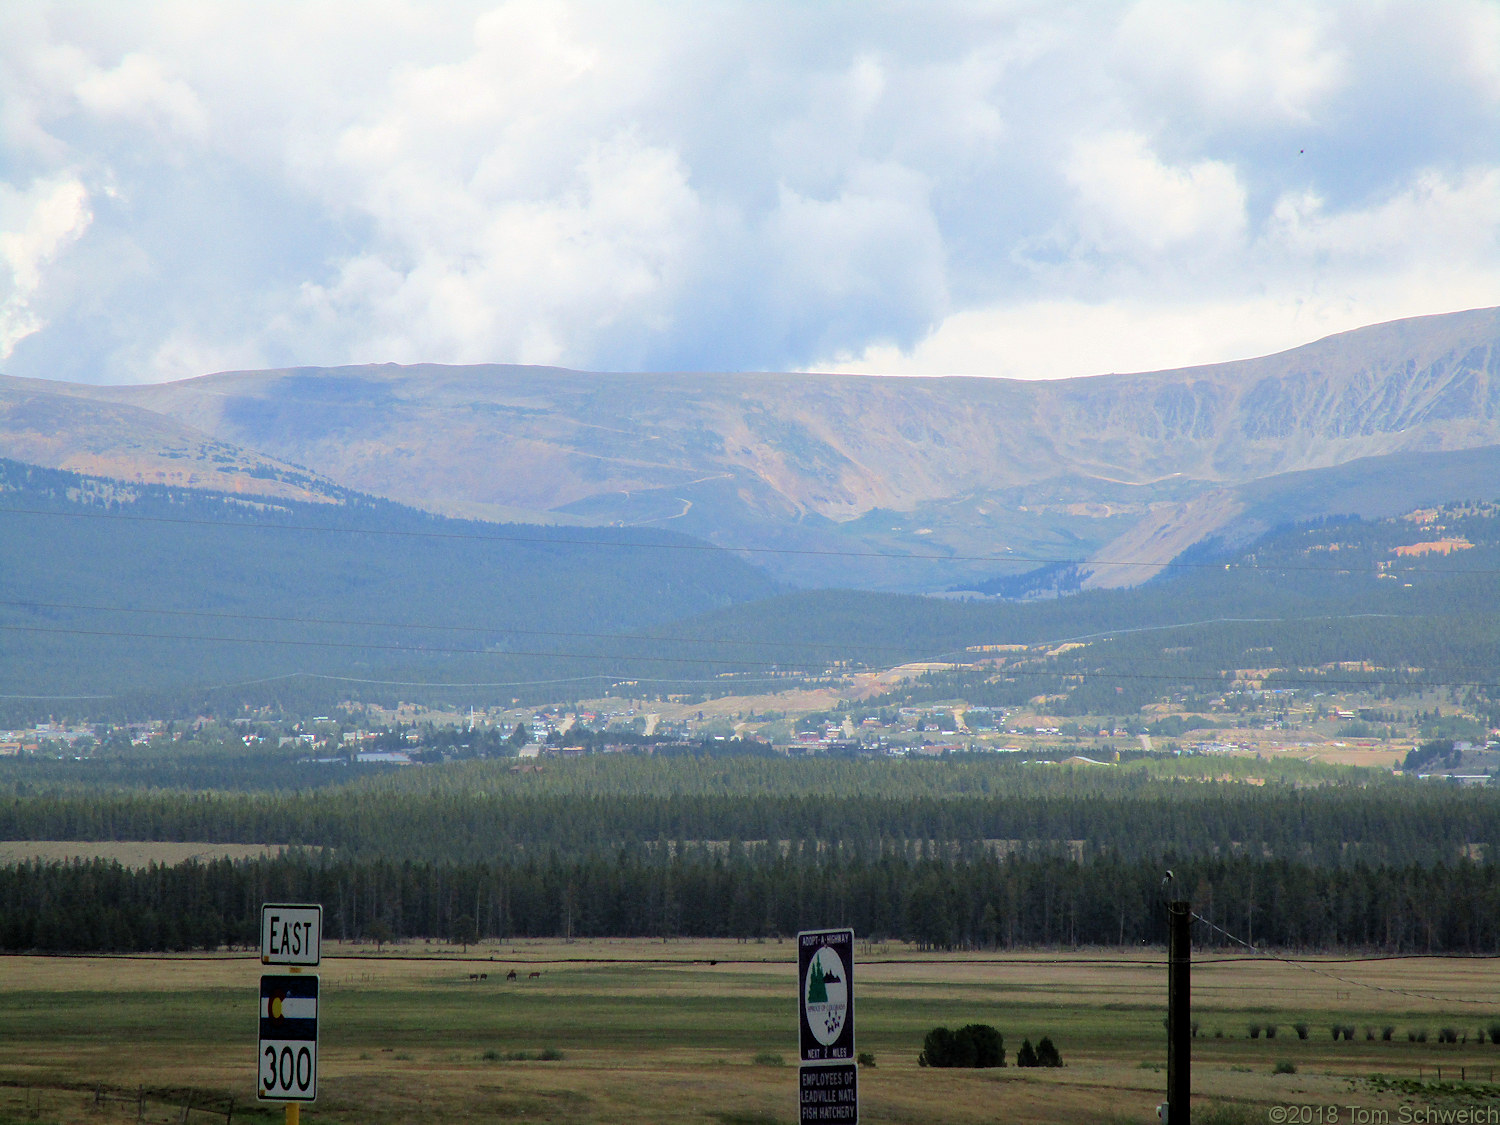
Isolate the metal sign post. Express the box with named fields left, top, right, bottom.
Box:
left=260, top=903, right=322, bottom=1121
left=798, top=928, right=858, bottom=1124
left=1167, top=899, right=1191, bottom=1125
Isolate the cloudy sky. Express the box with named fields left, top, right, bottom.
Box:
left=2, top=1, right=1498, bottom=385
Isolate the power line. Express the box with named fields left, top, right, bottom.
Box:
left=1, top=502, right=1489, bottom=575
left=0, top=597, right=916, bottom=657
left=211, top=670, right=805, bottom=690
left=1192, top=912, right=1496, bottom=1006
left=0, top=597, right=1473, bottom=665
left=3, top=620, right=1498, bottom=691
left=0, top=622, right=805, bottom=669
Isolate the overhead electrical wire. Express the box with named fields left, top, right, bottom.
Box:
left=1192, top=912, right=1498, bottom=1006
left=0, top=597, right=922, bottom=657
left=1, top=502, right=1492, bottom=575
left=0, top=619, right=1494, bottom=691
left=0, top=597, right=1438, bottom=662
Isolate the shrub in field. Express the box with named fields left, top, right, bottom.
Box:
left=1274, top=1061, right=1297, bottom=1075
left=1488, top=1023, right=1500, bottom=1044
left=753, top=1052, right=785, bottom=1067
left=1248, top=1024, right=1262, bottom=1039
left=1265, top=1025, right=1277, bottom=1039
left=1196, top=1103, right=1265, bottom=1125
left=1439, top=1028, right=1459, bottom=1044
left=1294, top=1023, right=1309, bottom=1040
left=857, top=1052, right=876, bottom=1067
left=1035, top=1037, right=1063, bottom=1067
left=494, top=1048, right=564, bottom=1061
left=1332, top=1026, right=1343, bottom=1041
left=1382, top=1027, right=1394, bottom=1042
left=1416, top=1029, right=1429, bottom=1043
left=1016, top=1039, right=1039, bottom=1068
left=920, top=1025, right=1004, bottom=1068
left=1214, top=1028, right=1224, bottom=1039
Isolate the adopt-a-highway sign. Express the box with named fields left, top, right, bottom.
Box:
left=798, top=928, right=854, bottom=1062
left=259, top=973, right=318, bottom=1101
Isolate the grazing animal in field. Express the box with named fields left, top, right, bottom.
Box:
left=480, top=973, right=487, bottom=980
left=506, top=969, right=517, bottom=981
left=468, top=973, right=479, bottom=981
left=528, top=970, right=541, bottom=979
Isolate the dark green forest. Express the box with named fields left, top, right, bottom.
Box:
left=3, top=756, right=1500, bottom=954
left=4, top=846, right=1497, bottom=956
left=2, top=756, right=1495, bottom=868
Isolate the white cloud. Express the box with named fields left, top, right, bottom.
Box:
left=1064, top=131, right=1247, bottom=258
left=823, top=282, right=1500, bottom=383
left=1267, top=168, right=1500, bottom=267
left=74, top=51, right=207, bottom=137
left=0, top=174, right=91, bottom=360
left=298, top=129, right=703, bottom=366
left=0, top=0, right=1496, bottom=383
left=1114, top=0, right=1345, bottom=125
left=827, top=164, right=1500, bottom=380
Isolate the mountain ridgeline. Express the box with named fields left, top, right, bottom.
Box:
left=4, top=306, right=1500, bottom=590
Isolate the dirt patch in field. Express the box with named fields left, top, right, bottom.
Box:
left=0, top=841, right=298, bottom=868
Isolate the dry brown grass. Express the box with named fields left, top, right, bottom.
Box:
left=3, top=942, right=1499, bottom=1124
left=0, top=841, right=296, bottom=869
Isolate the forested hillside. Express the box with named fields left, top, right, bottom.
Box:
left=0, top=458, right=777, bottom=716
left=654, top=501, right=1500, bottom=718
left=4, top=473, right=1499, bottom=722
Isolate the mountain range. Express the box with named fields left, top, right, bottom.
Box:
left=4, top=306, right=1500, bottom=592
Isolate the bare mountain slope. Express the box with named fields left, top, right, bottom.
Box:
left=0, top=376, right=351, bottom=505
left=4, top=306, right=1499, bottom=590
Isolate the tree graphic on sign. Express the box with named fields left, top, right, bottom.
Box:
left=804, top=945, right=848, bottom=1046
left=807, top=959, right=828, bottom=1004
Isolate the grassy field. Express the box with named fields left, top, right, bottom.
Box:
left=0, top=842, right=295, bottom=868
left=3, top=940, right=1500, bottom=1124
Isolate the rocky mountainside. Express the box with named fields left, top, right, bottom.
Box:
left=4, top=306, right=1499, bottom=591
left=0, top=375, right=351, bottom=505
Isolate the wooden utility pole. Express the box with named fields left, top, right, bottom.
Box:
left=1167, top=899, right=1191, bottom=1125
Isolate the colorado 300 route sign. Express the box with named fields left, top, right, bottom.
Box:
left=798, top=928, right=854, bottom=1063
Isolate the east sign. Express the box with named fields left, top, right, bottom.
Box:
left=261, top=903, right=322, bottom=966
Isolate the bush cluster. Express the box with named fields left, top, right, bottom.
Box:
left=919, top=1025, right=1006, bottom=1068
left=1015, top=1037, right=1063, bottom=1068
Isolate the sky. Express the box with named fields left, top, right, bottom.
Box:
left=1, top=1, right=1498, bottom=386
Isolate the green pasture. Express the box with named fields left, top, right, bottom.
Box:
left=3, top=949, right=1500, bottom=1124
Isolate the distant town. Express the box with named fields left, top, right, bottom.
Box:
left=7, top=681, right=1496, bottom=782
